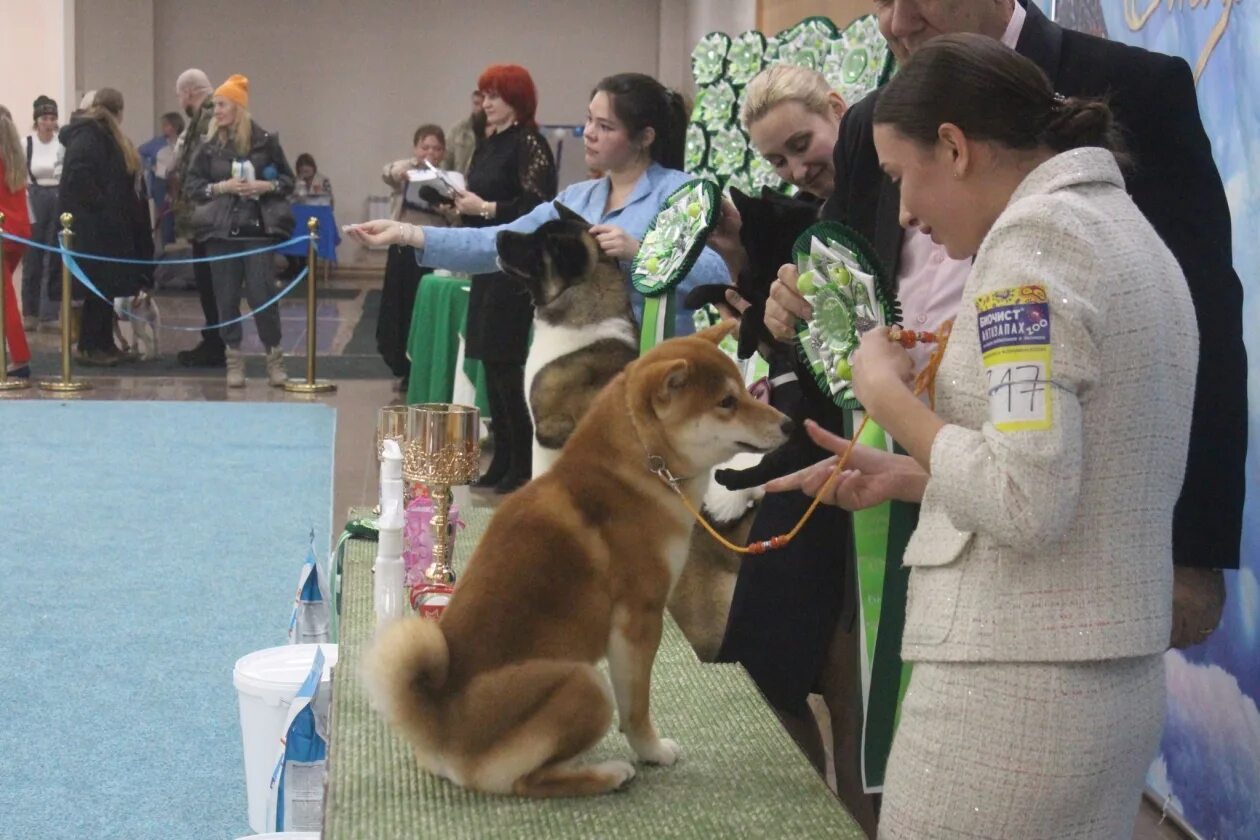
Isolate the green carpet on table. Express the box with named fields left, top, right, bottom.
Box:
left=324, top=505, right=865, bottom=840
left=0, top=401, right=335, bottom=840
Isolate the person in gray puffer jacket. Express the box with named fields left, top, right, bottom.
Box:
left=184, top=73, right=294, bottom=388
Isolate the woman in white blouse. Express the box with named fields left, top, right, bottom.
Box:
left=770, top=35, right=1197, bottom=839
left=22, top=95, right=64, bottom=329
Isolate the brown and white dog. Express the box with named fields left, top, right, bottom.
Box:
left=364, top=322, right=792, bottom=797
left=496, top=205, right=639, bottom=478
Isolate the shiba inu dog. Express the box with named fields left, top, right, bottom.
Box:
left=495, top=204, right=639, bottom=478
left=364, top=323, right=792, bottom=797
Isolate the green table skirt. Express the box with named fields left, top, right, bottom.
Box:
left=323, top=506, right=864, bottom=839
left=405, top=273, right=490, bottom=416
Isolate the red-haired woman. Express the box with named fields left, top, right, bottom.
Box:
left=450, top=64, right=556, bottom=493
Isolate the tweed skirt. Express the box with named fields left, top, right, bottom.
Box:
left=879, top=656, right=1164, bottom=840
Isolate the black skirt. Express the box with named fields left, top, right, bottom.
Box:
left=464, top=271, right=533, bottom=365
left=376, top=244, right=425, bottom=378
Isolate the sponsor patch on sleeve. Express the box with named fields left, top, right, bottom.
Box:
left=974, top=285, right=1051, bottom=431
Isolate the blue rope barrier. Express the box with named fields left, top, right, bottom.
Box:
left=61, top=249, right=310, bottom=332
left=0, top=229, right=310, bottom=265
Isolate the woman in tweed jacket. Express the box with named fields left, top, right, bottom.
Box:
left=770, top=35, right=1198, bottom=839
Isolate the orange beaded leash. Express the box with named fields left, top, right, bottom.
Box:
left=655, top=320, right=953, bottom=555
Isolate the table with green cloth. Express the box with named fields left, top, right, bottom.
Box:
left=322, top=505, right=864, bottom=839
left=405, top=273, right=490, bottom=415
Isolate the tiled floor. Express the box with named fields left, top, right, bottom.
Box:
left=2, top=273, right=1190, bottom=840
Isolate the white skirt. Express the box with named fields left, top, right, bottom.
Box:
left=879, top=656, right=1164, bottom=840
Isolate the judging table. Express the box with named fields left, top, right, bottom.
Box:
left=405, top=273, right=490, bottom=416
left=321, top=504, right=864, bottom=839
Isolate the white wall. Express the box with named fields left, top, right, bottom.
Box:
left=0, top=0, right=74, bottom=134
left=76, top=0, right=154, bottom=144
left=150, top=0, right=664, bottom=262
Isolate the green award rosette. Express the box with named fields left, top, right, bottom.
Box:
left=791, top=221, right=900, bottom=410
left=709, top=125, right=750, bottom=179
left=825, top=15, right=897, bottom=108
left=691, top=32, right=731, bottom=86
left=792, top=220, right=912, bottom=793
left=631, top=178, right=721, bottom=352
left=727, top=30, right=768, bottom=86
left=775, top=16, right=839, bottom=71
left=699, top=80, right=738, bottom=130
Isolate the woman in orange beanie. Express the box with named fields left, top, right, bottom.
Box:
left=184, top=73, right=295, bottom=388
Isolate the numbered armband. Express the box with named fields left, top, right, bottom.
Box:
left=975, top=284, right=1052, bottom=432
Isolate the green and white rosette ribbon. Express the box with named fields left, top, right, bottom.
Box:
left=631, top=178, right=721, bottom=353
left=699, top=80, right=738, bottom=130
left=792, top=221, right=900, bottom=410
left=826, top=14, right=897, bottom=107
left=691, top=32, right=731, bottom=85
left=709, top=125, right=749, bottom=179
left=775, top=16, right=839, bottom=71
left=727, top=30, right=768, bottom=85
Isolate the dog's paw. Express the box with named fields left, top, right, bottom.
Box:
left=635, top=737, right=681, bottom=766
left=595, top=760, right=637, bottom=792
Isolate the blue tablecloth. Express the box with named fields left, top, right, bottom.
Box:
left=279, top=204, right=341, bottom=259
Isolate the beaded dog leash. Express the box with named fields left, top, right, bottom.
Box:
left=657, top=320, right=953, bottom=555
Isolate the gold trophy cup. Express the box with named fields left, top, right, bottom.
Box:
left=403, top=404, right=481, bottom=604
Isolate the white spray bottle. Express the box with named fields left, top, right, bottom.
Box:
left=374, top=438, right=406, bottom=625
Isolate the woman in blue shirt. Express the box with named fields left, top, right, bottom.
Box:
left=346, top=73, right=730, bottom=337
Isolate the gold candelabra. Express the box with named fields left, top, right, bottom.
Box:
left=403, top=403, right=481, bottom=585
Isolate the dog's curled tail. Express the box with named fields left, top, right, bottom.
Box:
left=362, top=615, right=450, bottom=734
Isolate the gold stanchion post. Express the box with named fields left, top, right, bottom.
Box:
left=39, top=213, right=91, bottom=393
left=284, top=216, right=335, bottom=393
left=0, top=212, right=32, bottom=391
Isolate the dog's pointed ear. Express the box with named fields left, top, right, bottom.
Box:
left=693, top=320, right=738, bottom=345
left=641, top=358, right=690, bottom=404
left=553, top=201, right=586, bottom=225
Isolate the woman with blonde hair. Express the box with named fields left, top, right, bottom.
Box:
left=58, top=87, right=153, bottom=365
left=185, top=74, right=295, bottom=388
left=0, top=105, right=33, bottom=377
left=695, top=62, right=879, bottom=833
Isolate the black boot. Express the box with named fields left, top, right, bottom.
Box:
left=473, top=366, right=511, bottom=488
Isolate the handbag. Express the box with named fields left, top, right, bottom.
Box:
left=229, top=197, right=266, bottom=238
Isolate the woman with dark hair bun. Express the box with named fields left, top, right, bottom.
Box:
left=348, top=70, right=730, bottom=489
left=770, top=34, right=1196, bottom=838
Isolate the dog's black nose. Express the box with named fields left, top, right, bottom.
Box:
left=779, top=418, right=795, bottom=436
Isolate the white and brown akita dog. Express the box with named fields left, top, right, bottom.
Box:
left=364, top=323, right=792, bottom=797
left=495, top=204, right=640, bottom=478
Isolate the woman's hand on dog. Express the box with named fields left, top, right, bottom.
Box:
left=765, top=264, right=813, bottom=341
left=589, top=224, right=641, bottom=261
left=764, top=420, right=927, bottom=508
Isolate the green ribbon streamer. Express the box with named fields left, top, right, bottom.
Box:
left=639, top=293, right=677, bottom=354
left=846, top=411, right=916, bottom=791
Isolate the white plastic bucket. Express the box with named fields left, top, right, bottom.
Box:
left=233, top=644, right=338, bottom=835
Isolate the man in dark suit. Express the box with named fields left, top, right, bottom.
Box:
left=767, top=0, right=1247, bottom=645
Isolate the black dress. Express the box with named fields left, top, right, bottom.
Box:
left=461, top=124, right=556, bottom=364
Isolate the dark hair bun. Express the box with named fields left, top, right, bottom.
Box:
left=1040, top=97, right=1120, bottom=153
